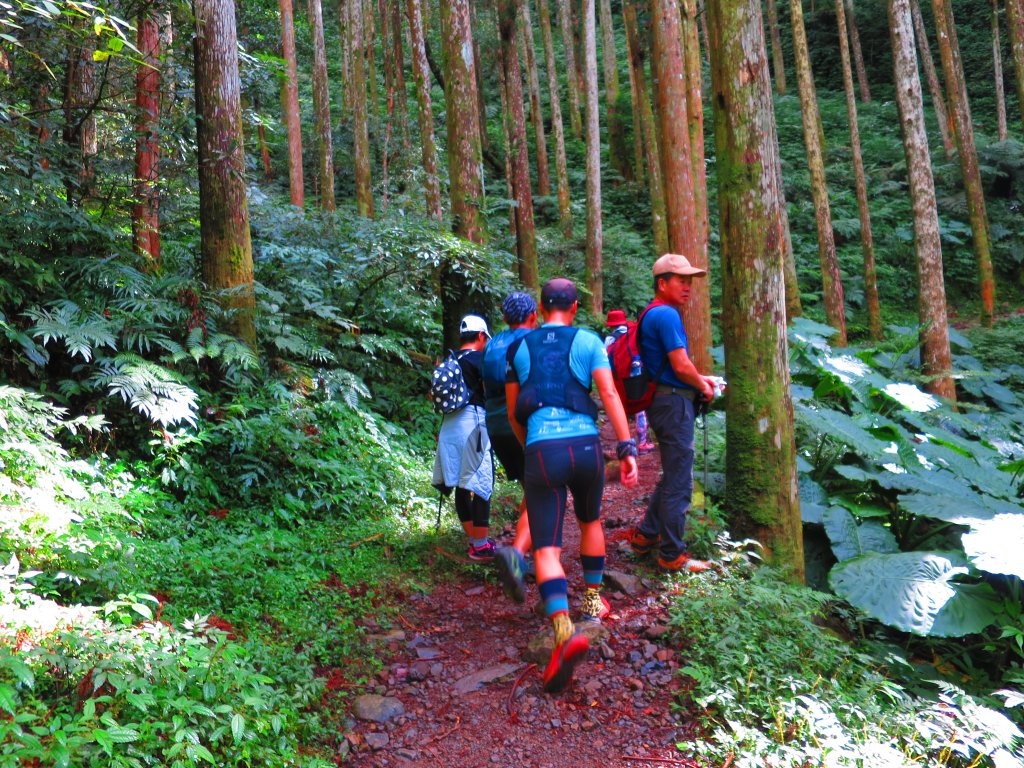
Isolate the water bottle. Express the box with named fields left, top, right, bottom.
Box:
left=630, top=355, right=642, bottom=378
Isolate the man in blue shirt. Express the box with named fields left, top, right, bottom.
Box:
left=628, top=254, right=718, bottom=573
left=507, top=278, right=639, bottom=693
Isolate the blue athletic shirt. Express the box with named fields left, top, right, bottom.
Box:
left=639, top=304, right=693, bottom=390
left=482, top=326, right=533, bottom=429
left=508, top=322, right=609, bottom=445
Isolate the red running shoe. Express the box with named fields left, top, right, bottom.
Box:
left=656, top=552, right=712, bottom=573
left=542, top=633, right=590, bottom=693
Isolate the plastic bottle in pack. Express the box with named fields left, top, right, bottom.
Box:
left=630, top=355, right=642, bottom=378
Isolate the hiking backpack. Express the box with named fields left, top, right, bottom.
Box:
left=608, top=303, right=668, bottom=415
left=430, top=350, right=471, bottom=414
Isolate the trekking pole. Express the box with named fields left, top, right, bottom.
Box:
left=702, top=408, right=709, bottom=499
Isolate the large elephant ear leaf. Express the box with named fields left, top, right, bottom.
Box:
left=797, top=406, right=889, bottom=459
left=962, top=514, right=1024, bottom=579
left=823, top=507, right=898, bottom=561
left=829, top=552, right=1001, bottom=637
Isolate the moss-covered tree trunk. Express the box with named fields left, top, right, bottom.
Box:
left=624, top=5, right=646, bottom=184
left=350, top=0, right=375, bottom=217
left=790, top=0, right=847, bottom=345
left=889, top=0, right=956, bottom=401
left=600, top=0, right=631, bottom=181
left=845, top=0, right=871, bottom=102
left=993, top=0, right=1009, bottom=141
left=194, top=0, right=256, bottom=348
left=308, top=0, right=336, bottom=210
left=1006, top=0, right=1024, bottom=131
left=133, top=7, right=161, bottom=266
left=278, top=0, right=305, bottom=208
left=406, top=0, right=442, bottom=218
left=539, top=0, right=573, bottom=237
left=707, top=0, right=803, bottom=581
left=652, top=0, right=708, bottom=370
left=583, top=0, right=604, bottom=316
left=624, top=2, right=668, bottom=255
left=518, top=0, right=551, bottom=196
left=836, top=0, right=881, bottom=339
left=909, top=0, right=953, bottom=158
left=932, top=0, right=995, bottom=327
left=765, top=0, right=787, bottom=94
left=62, top=30, right=97, bottom=204
left=337, top=0, right=352, bottom=116
left=390, top=0, right=411, bottom=151
left=557, top=0, right=583, bottom=137
left=498, top=0, right=540, bottom=290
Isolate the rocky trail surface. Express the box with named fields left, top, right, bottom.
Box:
left=334, top=428, right=707, bottom=768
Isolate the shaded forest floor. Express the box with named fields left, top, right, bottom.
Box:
left=324, top=425, right=711, bottom=767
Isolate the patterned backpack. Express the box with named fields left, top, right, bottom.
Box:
left=430, top=350, right=471, bottom=414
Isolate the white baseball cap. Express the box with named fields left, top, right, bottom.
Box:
left=460, top=314, right=491, bottom=338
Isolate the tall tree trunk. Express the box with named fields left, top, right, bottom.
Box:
left=365, top=0, right=381, bottom=142
left=441, top=0, right=486, bottom=244
left=539, top=0, right=573, bottom=237
left=910, top=0, right=953, bottom=158
left=194, top=0, right=256, bottom=348
left=309, top=0, right=336, bottom=210
left=790, top=0, right=847, bottom=344
left=351, top=0, right=375, bottom=216
left=1006, top=0, right=1024, bottom=131
left=889, top=0, right=955, bottom=400
left=557, top=0, right=583, bottom=137
left=338, top=0, right=351, bottom=116
left=63, top=33, right=97, bottom=204
left=254, top=95, right=274, bottom=181
left=765, top=0, right=787, bottom=94
left=470, top=6, right=491, bottom=160
left=583, top=0, right=603, bottom=316
left=391, top=0, right=412, bottom=151
left=682, top=0, right=710, bottom=368
left=835, top=0, right=880, bottom=339
left=279, top=0, right=305, bottom=207
left=498, top=0, right=540, bottom=290
left=406, top=0, right=442, bottom=218
left=625, top=10, right=646, bottom=184
left=652, top=0, right=708, bottom=369
left=497, top=49, right=519, bottom=236
left=600, top=0, right=631, bottom=180
left=133, top=6, right=161, bottom=266
left=932, top=0, right=995, bottom=327
left=994, top=0, right=1009, bottom=141
left=707, top=0, right=803, bottom=580
left=518, top=0, right=551, bottom=196
left=624, top=2, right=668, bottom=256
left=845, top=0, right=871, bottom=102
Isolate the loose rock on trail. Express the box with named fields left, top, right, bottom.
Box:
left=336, top=426, right=705, bottom=768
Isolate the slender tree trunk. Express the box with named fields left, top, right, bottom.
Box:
left=778, top=164, right=803, bottom=321
left=625, top=10, right=646, bottom=184
left=682, top=0, right=712, bottom=371
left=498, top=0, right=540, bottom=290
left=518, top=0, right=551, bottom=196
left=1006, top=0, right=1024, bottom=131
left=707, top=0, right=803, bottom=580
left=351, top=0, right=375, bottom=216
left=583, top=0, right=604, bottom=316
left=539, top=0, right=573, bottom=237
left=497, top=50, right=518, bottom=236
left=889, top=0, right=955, bottom=400
left=407, top=0, right=442, bottom=218
left=194, top=0, right=256, bottom=348
left=790, top=0, right=847, bottom=344
left=133, top=6, right=161, bottom=265
left=910, top=0, right=953, bottom=158
left=765, top=0, right=787, bottom=94
left=652, top=0, right=708, bottom=369
left=441, top=0, right=486, bottom=243
left=993, top=0, right=1009, bottom=141
left=557, top=0, right=584, bottom=137
left=600, top=0, right=631, bottom=180
left=279, top=0, right=305, bottom=207
left=63, top=33, right=97, bottom=203
left=391, top=0, right=412, bottom=151
left=338, top=0, right=351, bottom=115
left=845, top=0, right=871, bottom=102
left=932, top=0, right=995, bottom=327
left=365, top=0, right=381, bottom=140
left=309, top=0, right=336, bottom=210
left=624, top=2, right=669, bottom=256
left=836, top=0, right=881, bottom=339
left=470, top=6, right=491, bottom=160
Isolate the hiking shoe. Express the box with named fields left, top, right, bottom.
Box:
left=579, top=590, right=610, bottom=623
left=656, top=552, right=712, bottom=573
left=637, top=441, right=656, bottom=455
left=468, top=539, right=497, bottom=562
left=627, top=528, right=658, bottom=556
left=495, top=546, right=527, bottom=603
left=542, top=633, right=590, bottom=693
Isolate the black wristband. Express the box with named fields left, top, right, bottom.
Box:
left=616, top=439, right=638, bottom=459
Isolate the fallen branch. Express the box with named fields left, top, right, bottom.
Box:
left=433, top=544, right=474, bottom=565
left=422, top=715, right=461, bottom=745
left=721, top=752, right=734, bottom=768
left=348, top=532, right=383, bottom=549
left=396, top=612, right=441, bottom=634
left=621, top=757, right=699, bottom=767
left=506, top=663, right=537, bottom=716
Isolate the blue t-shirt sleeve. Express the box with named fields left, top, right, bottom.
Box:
left=508, top=337, right=529, bottom=385
left=569, top=329, right=610, bottom=385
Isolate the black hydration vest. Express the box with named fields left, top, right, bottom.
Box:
left=513, top=326, right=599, bottom=424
